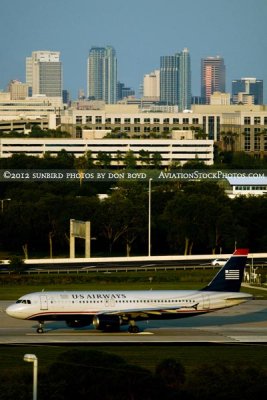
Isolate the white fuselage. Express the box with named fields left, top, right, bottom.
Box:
left=6, top=289, right=252, bottom=322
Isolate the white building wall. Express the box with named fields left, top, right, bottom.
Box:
left=0, top=137, right=214, bottom=166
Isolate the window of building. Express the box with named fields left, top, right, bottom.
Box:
left=173, top=118, right=179, bottom=124
left=244, top=127, right=250, bottom=151
left=134, top=127, right=140, bottom=132
left=163, top=118, right=169, bottom=123
left=124, top=118, right=131, bottom=123
left=105, top=118, right=111, bottom=123
left=254, top=117, right=261, bottom=125
left=244, top=117, right=251, bottom=125
left=144, top=118, right=150, bottom=123
left=134, top=118, right=140, bottom=123
left=153, top=118, right=160, bottom=123
left=86, top=116, right=92, bottom=123
left=95, top=116, right=102, bottom=123
left=115, top=118, right=121, bottom=123
left=183, top=118, right=189, bottom=124
left=192, top=118, right=199, bottom=124
left=76, top=116, right=83, bottom=124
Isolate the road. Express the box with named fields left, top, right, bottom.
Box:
left=1, top=300, right=267, bottom=344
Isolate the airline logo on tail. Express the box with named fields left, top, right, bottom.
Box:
left=225, top=270, right=240, bottom=280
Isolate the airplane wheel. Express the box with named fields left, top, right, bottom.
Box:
left=37, top=327, right=44, bottom=334
left=128, top=325, right=140, bottom=334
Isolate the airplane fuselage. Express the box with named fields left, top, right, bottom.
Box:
left=6, top=289, right=252, bottom=328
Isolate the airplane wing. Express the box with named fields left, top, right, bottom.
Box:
left=96, top=303, right=199, bottom=319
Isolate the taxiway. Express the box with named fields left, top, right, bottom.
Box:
left=1, top=300, right=267, bottom=344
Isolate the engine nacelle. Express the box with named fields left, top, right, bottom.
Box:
left=93, top=315, right=122, bottom=331
left=66, top=318, right=92, bottom=328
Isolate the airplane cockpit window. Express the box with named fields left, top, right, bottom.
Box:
left=15, top=299, right=31, bottom=304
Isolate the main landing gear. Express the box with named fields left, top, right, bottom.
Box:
left=36, top=321, right=44, bottom=334
left=128, top=321, right=140, bottom=334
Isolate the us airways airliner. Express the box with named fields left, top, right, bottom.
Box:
left=6, top=249, right=252, bottom=333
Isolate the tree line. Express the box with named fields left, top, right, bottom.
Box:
left=0, top=349, right=267, bottom=400
left=0, top=156, right=267, bottom=258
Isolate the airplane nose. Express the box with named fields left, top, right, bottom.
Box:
left=6, top=304, right=23, bottom=318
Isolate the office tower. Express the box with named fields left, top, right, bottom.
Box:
left=160, top=49, right=191, bottom=110
left=160, top=55, right=179, bottom=105
left=178, top=48, right=191, bottom=110
left=201, top=56, right=225, bottom=104
left=143, top=70, right=160, bottom=99
left=232, top=77, right=263, bottom=105
left=87, top=46, right=117, bottom=104
left=26, top=51, right=62, bottom=97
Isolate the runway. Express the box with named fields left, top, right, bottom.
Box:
left=1, top=300, right=267, bottom=344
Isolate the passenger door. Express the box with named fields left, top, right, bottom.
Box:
left=40, top=295, right=48, bottom=310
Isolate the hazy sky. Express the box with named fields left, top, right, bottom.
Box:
left=1, top=0, right=267, bottom=101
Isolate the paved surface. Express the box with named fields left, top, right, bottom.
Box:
left=1, top=300, right=267, bottom=344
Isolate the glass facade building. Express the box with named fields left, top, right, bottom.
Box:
left=26, top=51, right=62, bottom=98
left=201, top=56, right=225, bottom=104
left=160, top=48, right=191, bottom=110
left=87, top=46, right=117, bottom=104
left=232, top=78, right=263, bottom=105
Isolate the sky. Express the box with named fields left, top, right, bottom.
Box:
left=1, top=0, right=267, bottom=101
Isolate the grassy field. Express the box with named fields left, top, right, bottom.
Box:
left=1, top=344, right=267, bottom=374
left=1, top=269, right=267, bottom=299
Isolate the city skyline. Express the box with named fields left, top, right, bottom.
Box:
left=1, top=0, right=267, bottom=101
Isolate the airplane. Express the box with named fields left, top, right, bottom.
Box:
left=6, top=248, right=252, bottom=334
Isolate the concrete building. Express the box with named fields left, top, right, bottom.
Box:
left=8, top=80, right=29, bottom=100
left=210, top=92, right=231, bottom=105
left=59, top=103, right=267, bottom=157
left=0, top=135, right=214, bottom=166
left=143, top=70, right=160, bottom=100
left=26, top=51, right=62, bottom=98
left=0, top=96, right=62, bottom=133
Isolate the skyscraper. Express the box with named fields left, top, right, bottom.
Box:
left=201, top=56, right=225, bottom=104
left=232, top=77, right=263, bottom=105
left=87, top=46, right=117, bottom=104
left=160, top=48, right=191, bottom=110
left=178, top=48, right=191, bottom=110
left=160, top=55, right=179, bottom=106
left=26, top=51, right=62, bottom=97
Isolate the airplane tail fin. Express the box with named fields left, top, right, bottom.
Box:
left=202, top=249, right=249, bottom=292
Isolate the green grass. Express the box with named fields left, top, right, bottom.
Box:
left=1, top=270, right=267, bottom=299
left=1, top=344, right=267, bottom=374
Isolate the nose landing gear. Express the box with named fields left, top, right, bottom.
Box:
left=36, top=321, right=44, bottom=334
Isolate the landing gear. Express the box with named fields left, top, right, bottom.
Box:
left=128, top=321, right=140, bottom=334
left=36, top=321, right=44, bottom=334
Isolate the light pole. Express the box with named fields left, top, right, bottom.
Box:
left=148, top=178, right=152, bottom=257
left=24, top=354, right=38, bottom=400
left=0, top=198, right=11, bottom=213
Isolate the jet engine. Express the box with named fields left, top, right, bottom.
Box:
left=66, top=318, right=92, bottom=328
left=92, top=315, right=122, bottom=331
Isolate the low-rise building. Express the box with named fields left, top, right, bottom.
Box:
left=226, top=177, right=267, bottom=198
left=0, top=135, right=214, bottom=166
